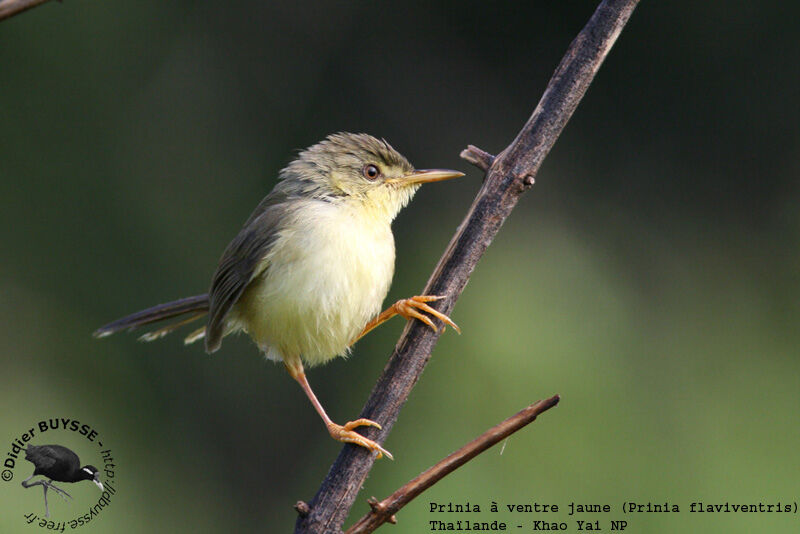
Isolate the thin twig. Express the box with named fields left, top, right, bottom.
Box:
left=346, top=395, right=560, bottom=534
left=0, top=0, right=54, bottom=22
left=295, top=1, right=641, bottom=532
left=460, top=145, right=495, bottom=171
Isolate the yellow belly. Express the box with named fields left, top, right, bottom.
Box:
left=233, top=200, right=395, bottom=366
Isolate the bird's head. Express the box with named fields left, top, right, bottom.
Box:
left=80, top=465, right=104, bottom=491
left=275, top=132, right=463, bottom=221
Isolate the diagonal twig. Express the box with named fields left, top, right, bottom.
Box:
left=295, top=1, right=641, bottom=532
left=0, top=0, right=55, bottom=22
left=346, top=395, right=561, bottom=534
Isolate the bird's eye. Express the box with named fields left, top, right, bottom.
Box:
left=363, top=164, right=380, bottom=180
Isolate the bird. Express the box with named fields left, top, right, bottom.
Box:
left=94, top=133, right=464, bottom=460
left=21, top=444, right=104, bottom=518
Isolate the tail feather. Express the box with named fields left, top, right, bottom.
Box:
left=94, top=294, right=210, bottom=340
left=138, top=312, right=207, bottom=342
left=183, top=325, right=206, bottom=345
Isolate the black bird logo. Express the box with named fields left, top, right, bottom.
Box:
left=21, top=445, right=104, bottom=518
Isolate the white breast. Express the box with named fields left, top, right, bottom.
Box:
left=235, top=199, right=395, bottom=366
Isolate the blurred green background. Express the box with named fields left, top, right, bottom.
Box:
left=1, top=1, right=798, bottom=533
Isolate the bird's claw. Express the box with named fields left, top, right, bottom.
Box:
left=397, top=295, right=461, bottom=334
left=328, top=419, right=393, bottom=460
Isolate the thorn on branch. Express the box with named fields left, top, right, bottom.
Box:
left=295, top=500, right=311, bottom=517
left=367, top=497, right=384, bottom=513
left=460, top=145, right=495, bottom=171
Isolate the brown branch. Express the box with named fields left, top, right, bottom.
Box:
left=346, top=395, right=561, bottom=534
left=295, top=1, right=641, bottom=532
left=460, top=145, right=495, bottom=172
left=0, top=0, right=54, bottom=22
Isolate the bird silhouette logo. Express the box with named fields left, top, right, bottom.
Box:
left=20, top=444, right=104, bottom=518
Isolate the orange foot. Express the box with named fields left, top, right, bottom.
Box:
left=394, top=295, right=461, bottom=334
left=327, top=418, right=393, bottom=460
left=355, top=295, right=461, bottom=343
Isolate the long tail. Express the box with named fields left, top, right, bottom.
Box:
left=93, top=294, right=210, bottom=344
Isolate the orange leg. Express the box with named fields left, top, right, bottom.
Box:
left=354, top=295, right=460, bottom=344
left=284, top=356, right=393, bottom=460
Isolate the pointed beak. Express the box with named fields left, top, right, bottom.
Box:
left=386, top=169, right=464, bottom=186
left=93, top=477, right=104, bottom=492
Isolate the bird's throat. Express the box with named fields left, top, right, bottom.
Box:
left=360, top=183, right=421, bottom=224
